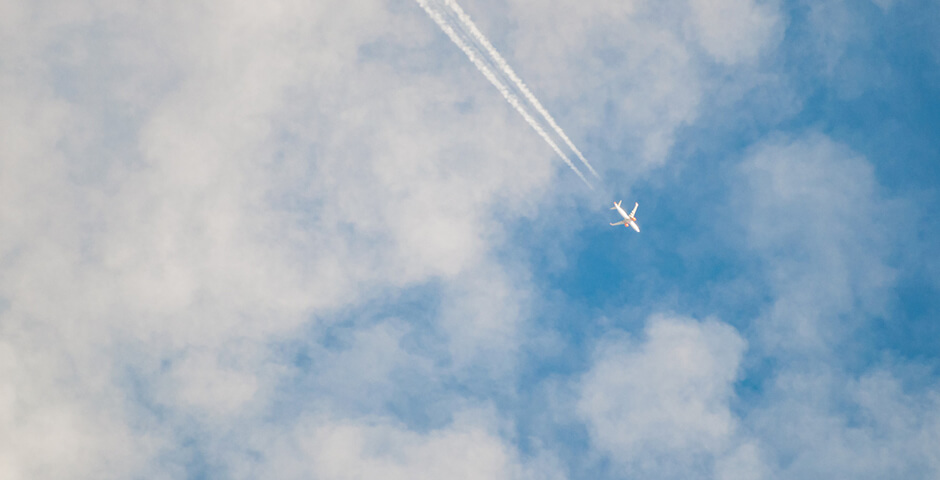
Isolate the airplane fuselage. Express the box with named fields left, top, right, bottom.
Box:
left=610, top=201, right=641, bottom=232
left=613, top=203, right=630, bottom=219
left=620, top=218, right=640, bottom=232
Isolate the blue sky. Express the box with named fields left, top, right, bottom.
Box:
left=1, top=0, right=939, bottom=478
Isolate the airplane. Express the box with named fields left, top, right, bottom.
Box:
left=609, top=201, right=640, bottom=232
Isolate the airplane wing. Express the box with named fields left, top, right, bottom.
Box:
left=610, top=220, right=626, bottom=226
left=630, top=202, right=638, bottom=217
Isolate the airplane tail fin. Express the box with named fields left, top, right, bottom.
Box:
left=611, top=200, right=622, bottom=210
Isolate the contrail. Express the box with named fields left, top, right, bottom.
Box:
left=415, top=0, right=593, bottom=189
left=442, top=0, right=600, bottom=179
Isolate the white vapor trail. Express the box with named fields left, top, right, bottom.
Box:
left=415, top=0, right=593, bottom=189
left=442, top=0, right=600, bottom=179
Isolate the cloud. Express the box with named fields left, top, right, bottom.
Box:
left=1, top=0, right=935, bottom=478
left=255, top=412, right=565, bottom=480
left=0, top=0, right=561, bottom=475
left=156, top=348, right=263, bottom=416
left=577, top=314, right=762, bottom=478
left=687, top=0, right=784, bottom=64
left=735, top=133, right=896, bottom=354
left=748, top=367, right=940, bottom=478
left=870, top=0, right=898, bottom=12
left=732, top=132, right=940, bottom=478
left=0, top=339, right=163, bottom=480
left=797, top=0, right=893, bottom=99
left=502, top=0, right=783, bottom=170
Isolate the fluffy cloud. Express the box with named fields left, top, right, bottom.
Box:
left=578, top=314, right=762, bottom=478
left=3, top=0, right=934, bottom=478
left=0, top=0, right=559, bottom=476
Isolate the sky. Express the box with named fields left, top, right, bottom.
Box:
left=1, top=0, right=939, bottom=478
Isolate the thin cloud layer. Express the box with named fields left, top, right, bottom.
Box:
left=736, top=134, right=896, bottom=354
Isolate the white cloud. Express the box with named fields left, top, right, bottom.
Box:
left=870, top=0, right=899, bottom=12
left=578, top=314, right=763, bottom=478
left=256, top=412, right=564, bottom=480
left=287, top=319, right=443, bottom=418
left=2, top=0, right=931, bottom=478
left=749, top=368, right=940, bottom=478
left=0, top=0, right=562, bottom=475
left=501, top=0, right=783, bottom=170
left=687, top=0, right=784, bottom=64
left=732, top=132, right=940, bottom=478
left=736, top=133, right=896, bottom=353
left=157, top=349, right=262, bottom=416
left=714, top=442, right=772, bottom=480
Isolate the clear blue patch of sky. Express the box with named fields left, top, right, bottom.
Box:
left=871, top=272, right=940, bottom=366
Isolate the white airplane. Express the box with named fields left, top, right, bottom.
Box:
left=610, top=201, right=640, bottom=232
